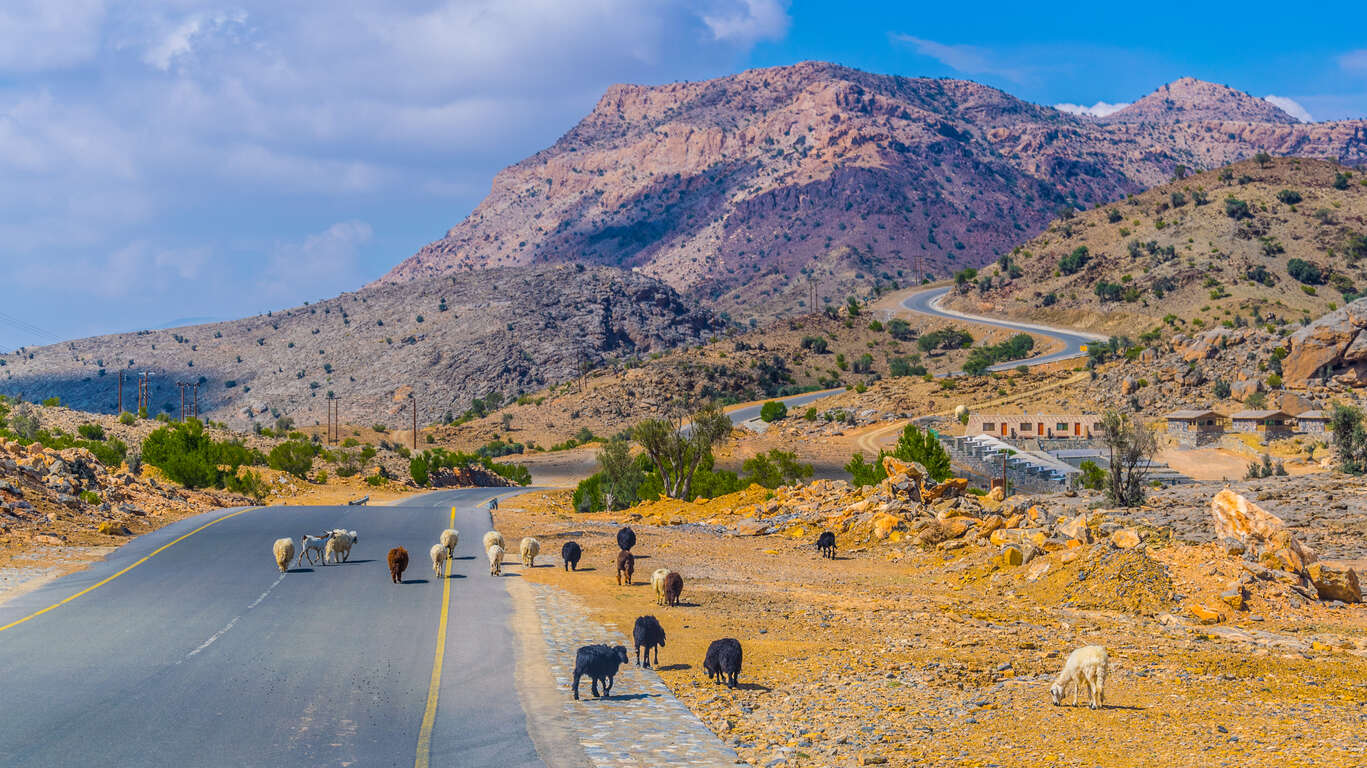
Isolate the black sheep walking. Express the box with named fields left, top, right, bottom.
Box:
left=572, top=644, right=629, bottom=700
left=616, top=526, right=636, bottom=551
left=816, top=530, right=836, bottom=559
left=632, top=616, right=666, bottom=668
left=703, top=638, right=743, bottom=688
left=561, top=541, right=582, bottom=571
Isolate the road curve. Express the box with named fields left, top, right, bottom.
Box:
left=0, top=488, right=543, bottom=768
left=899, top=286, right=1105, bottom=372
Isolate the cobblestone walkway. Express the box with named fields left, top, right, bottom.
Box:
left=528, top=583, right=744, bottom=767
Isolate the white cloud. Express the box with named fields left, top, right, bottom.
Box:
left=890, top=33, right=1025, bottom=83
left=1340, top=49, right=1367, bottom=74
left=702, top=0, right=790, bottom=45
left=259, top=220, right=374, bottom=301
left=1054, top=101, right=1130, bottom=118
left=1262, top=95, right=1313, bottom=122
left=142, top=10, right=249, bottom=72
left=0, top=0, right=106, bottom=72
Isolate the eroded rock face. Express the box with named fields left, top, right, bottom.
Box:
left=1210, top=489, right=1290, bottom=544
left=1284, top=297, right=1367, bottom=386
left=1307, top=562, right=1361, bottom=603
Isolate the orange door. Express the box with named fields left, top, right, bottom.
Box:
left=1073, top=423, right=1080, bottom=436
left=1001, top=423, right=1007, bottom=437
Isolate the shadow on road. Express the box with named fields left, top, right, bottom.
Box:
left=453, top=556, right=476, bottom=561
left=653, top=663, right=691, bottom=671
left=402, top=579, right=430, bottom=584
left=287, top=568, right=314, bottom=573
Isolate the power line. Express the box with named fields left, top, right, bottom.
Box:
left=0, top=309, right=62, bottom=345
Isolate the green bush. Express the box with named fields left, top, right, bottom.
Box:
left=268, top=441, right=315, bottom=479
left=119, top=412, right=136, bottom=425
left=41, top=396, right=60, bottom=407
left=1287, top=258, right=1324, bottom=285
left=886, top=318, right=914, bottom=340
left=1079, top=460, right=1106, bottom=490
left=742, top=450, right=813, bottom=489
left=141, top=420, right=257, bottom=489
left=78, top=423, right=105, bottom=440
left=759, top=401, right=788, bottom=423
left=1224, top=197, right=1251, bottom=220
left=888, top=356, right=927, bottom=377
left=1059, top=246, right=1090, bottom=275
left=1276, top=189, right=1302, bottom=205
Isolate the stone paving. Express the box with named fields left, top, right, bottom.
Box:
left=528, top=583, right=745, bottom=767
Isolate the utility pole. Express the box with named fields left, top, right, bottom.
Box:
left=191, top=383, right=200, bottom=421
left=116, top=370, right=124, bottom=414
left=137, top=372, right=152, bottom=415
left=808, top=277, right=817, bottom=312
left=327, top=393, right=339, bottom=444
left=177, top=382, right=189, bottom=422
left=410, top=392, right=417, bottom=450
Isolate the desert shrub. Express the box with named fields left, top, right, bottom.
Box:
left=759, top=401, right=788, bottom=423
left=119, top=411, right=136, bottom=425
left=1213, top=379, right=1232, bottom=399
left=78, top=423, right=105, bottom=440
left=1094, top=281, right=1123, bottom=302
left=1287, top=258, right=1325, bottom=285
left=888, top=356, right=927, bottom=377
left=886, top=318, right=914, bottom=340
left=1224, top=197, right=1251, bottom=220
left=918, top=328, right=973, bottom=352
left=141, top=420, right=257, bottom=489
left=268, top=440, right=315, bottom=479
left=800, top=335, right=829, bottom=354
left=1276, top=189, right=1302, bottom=205
left=742, top=449, right=813, bottom=489
left=1059, top=246, right=1090, bottom=275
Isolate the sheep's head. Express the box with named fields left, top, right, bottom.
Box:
left=613, top=645, right=629, bottom=664
left=1049, top=682, right=1064, bottom=706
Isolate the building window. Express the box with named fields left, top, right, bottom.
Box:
left=1055, top=423, right=1067, bottom=432
left=1020, top=423, right=1032, bottom=431
left=983, top=423, right=994, bottom=431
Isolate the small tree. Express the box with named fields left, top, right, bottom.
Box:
left=1330, top=404, right=1367, bottom=474
left=632, top=404, right=732, bottom=500
left=1078, top=460, right=1106, bottom=490
left=1253, top=151, right=1272, bottom=168
left=268, top=440, right=315, bottom=479
left=1100, top=411, right=1156, bottom=506
left=742, top=449, right=813, bottom=489
left=9, top=403, right=40, bottom=440
left=596, top=437, right=643, bottom=510
left=759, top=401, right=788, bottom=423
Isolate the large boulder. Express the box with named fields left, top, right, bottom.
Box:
left=1307, top=562, right=1362, bottom=603
left=1210, top=489, right=1289, bottom=544
left=1283, top=297, right=1367, bottom=387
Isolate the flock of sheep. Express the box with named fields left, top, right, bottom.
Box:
left=269, top=518, right=1109, bottom=710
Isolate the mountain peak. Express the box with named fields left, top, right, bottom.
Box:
left=1101, top=77, right=1300, bottom=124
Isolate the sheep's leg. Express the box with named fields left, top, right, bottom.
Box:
left=653, top=647, right=659, bottom=667
left=604, top=674, right=614, bottom=696
left=591, top=677, right=600, bottom=698
left=572, top=672, right=581, bottom=700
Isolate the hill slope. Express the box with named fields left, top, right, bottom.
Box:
left=378, top=62, right=1367, bottom=322
left=942, top=158, right=1367, bottom=335
left=0, top=265, right=720, bottom=428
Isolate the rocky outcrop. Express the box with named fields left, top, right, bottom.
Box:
left=1284, top=298, right=1367, bottom=387
left=1307, top=562, right=1362, bottom=603
left=1100, top=78, right=1300, bottom=124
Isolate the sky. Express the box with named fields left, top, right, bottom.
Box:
left=2, top=0, right=1365, bottom=350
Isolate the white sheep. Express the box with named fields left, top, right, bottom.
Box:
left=297, top=533, right=332, bottom=567
left=520, top=537, right=540, bottom=567
left=651, top=568, right=673, bottom=606
left=272, top=537, right=295, bottom=573
left=1050, top=645, right=1109, bottom=709
left=440, top=528, right=460, bottom=558
left=487, top=544, right=505, bottom=576
left=325, top=530, right=357, bottom=564
left=482, top=530, right=505, bottom=552
left=430, top=543, right=448, bottom=579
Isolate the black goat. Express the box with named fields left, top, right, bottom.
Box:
left=561, top=541, right=582, bottom=571
left=616, top=526, right=636, bottom=551
left=703, top=638, right=743, bottom=688
left=663, top=571, right=683, bottom=607
left=816, top=531, right=836, bottom=559
left=632, top=615, right=666, bottom=668
left=572, top=644, right=629, bottom=700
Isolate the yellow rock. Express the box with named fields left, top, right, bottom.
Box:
left=1027, top=530, right=1049, bottom=548
left=1002, top=514, right=1023, bottom=529
left=986, top=485, right=1006, bottom=503
left=1210, top=488, right=1287, bottom=543
left=977, top=515, right=1005, bottom=535
left=1027, top=505, right=1042, bottom=523
left=1218, top=588, right=1245, bottom=610
left=1059, top=549, right=1082, bottom=564
left=1307, top=562, right=1362, bottom=603
left=873, top=512, right=902, bottom=540
left=1189, top=604, right=1223, bottom=625
left=998, top=545, right=1024, bottom=567
left=1311, top=641, right=1333, bottom=652
left=1110, top=528, right=1142, bottom=549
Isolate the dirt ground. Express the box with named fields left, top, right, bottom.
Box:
left=495, top=489, right=1367, bottom=768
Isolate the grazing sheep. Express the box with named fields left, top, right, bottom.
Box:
left=663, top=572, right=683, bottom=607
left=651, top=568, right=672, bottom=606
left=617, top=550, right=635, bottom=586
left=298, top=533, right=333, bottom=567
left=272, top=537, right=295, bottom=573
left=617, top=526, right=636, bottom=551
left=1050, top=645, right=1109, bottom=709
left=430, top=543, right=448, bottom=579
left=520, top=537, right=540, bottom=567
left=440, top=528, right=459, bottom=558
left=632, top=615, right=666, bottom=668
left=482, top=530, right=505, bottom=552
left=703, top=638, right=743, bottom=688
left=572, top=644, right=629, bottom=700
left=325, top=530, right=356, bottom=564
left=561, top=541, right=582, bottom=571
left=487, top=544, right=505, bottom=576
left=387, top=547, right=409, bottom=584
left=816, top=530, right=836, bottom=559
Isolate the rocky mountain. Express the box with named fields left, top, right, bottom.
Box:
left=377, top=62, right=1367, bottom=322
left=1100, top=78, right=1301, bottom=124
left=942, top=158, right=1367, bottom=335
left=0, top=265, right=721, bottom=428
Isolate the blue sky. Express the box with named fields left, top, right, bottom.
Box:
left=1, top=0, right=1365, bottom=349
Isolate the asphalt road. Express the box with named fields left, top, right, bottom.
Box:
left=900, top=286, right=1105, bottom=371
left=0, top=488, right=544, bottom=768
left=725, top=388, right=843, bottom=426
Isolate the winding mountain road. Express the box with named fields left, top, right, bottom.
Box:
left=900, top=286, right=1105, bottom=371
left=0, top=489, right=544, bottom=768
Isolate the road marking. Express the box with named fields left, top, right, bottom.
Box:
left=415, top=504, right=457, bottom=768
left=179, top=571, right=286, bottom=663
left=0, top=506, right=258, bottom=634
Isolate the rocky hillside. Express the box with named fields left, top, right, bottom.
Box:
left=944, top=158, right=1367, bottom=334
left=0, top=265, right=720, bottom=428
left=378, top=62, right=1367, bottom=322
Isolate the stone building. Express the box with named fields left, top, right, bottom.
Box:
left=1164, top=409, right=1226, bottom=447
left=963, top=413, right=1103, bottom=441
left=1230, top=409, right=1294, bottom=442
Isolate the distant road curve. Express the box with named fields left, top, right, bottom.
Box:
left=899, top=286, right=1106, bottom=372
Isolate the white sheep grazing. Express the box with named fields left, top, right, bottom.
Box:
left=430, top=543, right=448, bottom=579
left=482, top=530, right=505, bottom=552
left=440, top=528, right=460, bottom=558
left=651, top=568, right=673, bottom=606
left=272, top=538, right=295, bottom=573
left=1050, top=645, right=1109, bottom=709
left=520, top=537, right=540, bottom=567
left=297, top=533, right=332, bottom=567
left=325, top=530, right=356, bottom=564
left=487, top=544, right=505, bottom=576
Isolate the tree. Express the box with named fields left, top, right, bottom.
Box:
left=742, top=450, right=813, bottom=489
left=1079, top=460, right=1106, bottom=491
left=596, top=437, right=643, bottom=510
left=1276, top=189, right=1303, bottom=205
left=8, top=403, right=40, bottom=440
left=887, top=318, right=914, bottom=340
left=409, top=455, right=430, bottom=486
left=1253, top=151, right=1272, bottom=168
left=1058, top=246, right=1090, bottom=275
left=632, top=404, right=732, bottom=499
left=893, top=423, right=952, bottom=481
left=844, top=453, right=882, bottom=487
left=760, top=401, right=788, bottom=423
left=1224, top=197, right=1251, bottom=220
left=845, top=296, right=861, bottom=317
left=1100, top=411, right=1155, bottom=506
left=1286, top=258, right=1325, bottom=285
left=268, top=440, right=315, bottom=479
left=1330, top=404, right=1367, bottom=474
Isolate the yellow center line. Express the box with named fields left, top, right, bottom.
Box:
left=0, top=506, right=258, bottom=634
left=415, top=505, right=457, bottom=768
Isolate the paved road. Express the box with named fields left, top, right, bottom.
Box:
left=900, top=286, right=1105, bottom=372
left=0, top=488, right=541, bottom=768
left=725, top=388, right=842, bottom=426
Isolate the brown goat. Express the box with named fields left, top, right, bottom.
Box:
left=663, top=571, right=683, bottom=606
left=388, top=546, right=409, bottom=584
left=616, top=549, right=635, bottom=586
